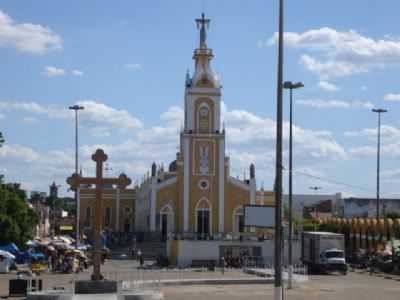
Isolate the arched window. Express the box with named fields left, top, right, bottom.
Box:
left=232, top=206, right=244, bottom=233
left=198, top=104, right=210, bottom=133
left=160, top=204, right=174, bottom=241
left=105, top=206, right=112, bottom=227
left=195, top=198, right=212, bottom=237
left=124, top=218, right=130, bottom=233
left=85, top=207, right=91, bottom=228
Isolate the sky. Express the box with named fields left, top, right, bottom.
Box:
left=0, top=0, right=400, bottom=199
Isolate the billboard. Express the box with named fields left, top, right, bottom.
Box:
left=244, top=205, right=275, bottom=228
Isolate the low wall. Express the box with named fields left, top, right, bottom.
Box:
left=167, top=240, right=302, bottom=267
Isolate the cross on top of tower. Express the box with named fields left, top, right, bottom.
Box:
left=196, top=13, right=210, bottom=49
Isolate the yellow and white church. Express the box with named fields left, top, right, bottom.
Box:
left=136, top=14, right=274, bottom=241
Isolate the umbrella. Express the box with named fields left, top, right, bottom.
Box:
left=26, top=240, right=36, bottom=247
left=0, top=250, right=16, bottom=259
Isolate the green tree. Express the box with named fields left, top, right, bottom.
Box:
left=0, top=182, right=38, bottom=247
left=386, top=211, right=400, bottom=219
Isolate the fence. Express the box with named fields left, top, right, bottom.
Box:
left=243, top=256, right=308, bottom=288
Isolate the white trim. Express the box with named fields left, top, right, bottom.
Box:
left=157, top=176, right=178, bottom=190
left=228, top=176, right=250, bottom=191
left=195, top=197, right=212, bottom=235
left=183, top=137, right=190, bottom=231
left=218, top=138, right=225, bottom=232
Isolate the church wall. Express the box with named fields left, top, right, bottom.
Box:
left=156, top=182, right=178, bottom=231
left=224, top=180, right=251, bottom=233
left=177, top=159, right=184, bottom=232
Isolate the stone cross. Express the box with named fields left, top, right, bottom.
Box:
left=67, top=149, right=131, bottom=281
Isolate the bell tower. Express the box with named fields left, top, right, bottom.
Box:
left=184, top=13, right=222, bottom=134
left=181, top=13, right=226, bottom=234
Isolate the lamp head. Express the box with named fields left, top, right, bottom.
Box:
left=283, top=81, right=304, bottom=90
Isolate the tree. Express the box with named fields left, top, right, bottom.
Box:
left=386, top=211, right=400, bottom=220
left=0, top=182, right=38, bottom=247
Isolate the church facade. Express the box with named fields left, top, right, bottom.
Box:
left=136, top=14, right=274, bottom=239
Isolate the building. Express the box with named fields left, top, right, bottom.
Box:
left=344, top=197, right=400, bottom=218
left=79, top=186, right=136, bottom=239
left=136, top=14, right=274, bottom=241
left=283, top=193, right=343, bottom=219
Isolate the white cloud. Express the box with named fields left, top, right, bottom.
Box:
left=124, top=63, right=142, bottom=70
left=384, top=93, right=400, bottom=102
left=0, top=103, right=352, bottom=194
left=317, top=81, right=339, bottom=92
left=300, top=55, right=366, bottom=78
left=223, top=107, right=348, bottom=160
left=296, top=99, right=374, bottom=109
left=344, top=125, right=400, bottom=139
left=0, top=10, right=62, bottom=55
left=42, top=66, right=66, bottom=77
left=0, top=100, right=143, bottom=135
left=77, top=100, right=143, bottom=133
left=71, top=69, right=83, bottom=76
left=268, top=27, right=400, bottom=78
left=0, top=144, right=40, bottom=162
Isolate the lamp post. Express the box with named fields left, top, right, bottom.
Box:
left=283, top=81, right=304, bottom=289
left=69, top=105, right=84, bottom=249
left=274, top=0, right=285, bottom=299
left=372, top=108, right=387, bottom=219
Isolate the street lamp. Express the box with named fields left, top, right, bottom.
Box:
left=69, top=104, right=84, bottom=249
left=283, top=81, right=304, bottom=289
left=372, top=108, right=387, bottom=219
left=274, top=0, right=285, bottom=299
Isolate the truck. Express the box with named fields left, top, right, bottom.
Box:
left=302, top=231, right=347, bottom=274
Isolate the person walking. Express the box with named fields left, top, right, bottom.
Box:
left=221, top=256, right=225, bottom=275
left=137, top=249, right=144, bottom=267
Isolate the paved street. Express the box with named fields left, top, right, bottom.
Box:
left=162, top=272, right=400, bottom=300
left=1, top=259, right=400, bottom=299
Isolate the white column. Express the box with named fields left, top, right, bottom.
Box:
left=150, top=179, right=157, bottom=231
left=218, top=138, right=225, bottom=232
left=183, top=137, right=190, bottom=232
left=116, top=188, right=120, bottom=232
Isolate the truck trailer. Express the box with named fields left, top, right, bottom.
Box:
left=302, top=231, right=347, bottom=274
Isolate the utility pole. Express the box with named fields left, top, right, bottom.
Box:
left=372, top=108, right=387, bottom=220
left=69, top=105, right=84, bottom=249
left=274, top=0, right=284, bottom=299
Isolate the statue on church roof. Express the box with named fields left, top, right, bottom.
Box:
left=196, top=13, right=210, bottom=49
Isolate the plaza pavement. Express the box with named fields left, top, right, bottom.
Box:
left=1, top=259, right=400, bottom=299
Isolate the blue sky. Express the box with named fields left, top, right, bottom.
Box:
left=0, top=0, right=400, bottom=198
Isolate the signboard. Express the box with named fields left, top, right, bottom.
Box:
left=59, top=225, right=73, bottom=231
left=244, top=205, right=275, bottom=228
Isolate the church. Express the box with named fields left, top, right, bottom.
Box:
left=136, top=14, right=274, bottom=241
